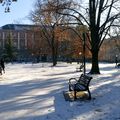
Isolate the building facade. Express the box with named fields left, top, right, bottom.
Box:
left=1, top=24, right=110, bottom=63
left=0, top=24, right=51, bottom=62
left=0, top=24, right=87, bottom=63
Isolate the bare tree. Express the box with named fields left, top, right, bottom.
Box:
left=30, top=0, right=73, bottom=66
left=0, top=0, right=17, bottom=12
left=88, top=0, right=120, bottom=74
left=54, top=0, right=120, bottom=74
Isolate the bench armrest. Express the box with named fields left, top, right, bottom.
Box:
left=69, top=78, right=78, bottom=84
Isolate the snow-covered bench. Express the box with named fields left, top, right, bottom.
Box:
left=116, top=63, right=120, bottom=68
left=69, top=74, right=92, bottom=100
left=76, top=64, right=84, bottom=72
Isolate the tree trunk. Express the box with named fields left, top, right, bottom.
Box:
left=52, top=54, right=57, bottom=66
left=52, top=46, right=57, bottom=66
left=90, top=49, right=100, bottom=74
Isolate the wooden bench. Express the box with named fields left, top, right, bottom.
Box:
left=116, top=63, right=120, bottom=68
left=76, top=64, right=84, bottom=72
left=69, top=74, right=92, bottom=100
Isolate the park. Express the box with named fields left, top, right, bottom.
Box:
left=0, top=62, right=120, bottom=120
left=0, top=0, right=120, bottom=120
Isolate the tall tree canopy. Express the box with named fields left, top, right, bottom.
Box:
left=31, top=0, right=120, bottom=73
left=52, top=0, right=120, bottom=74
left=30, top=0, right=74, bottom=66
left=88, top=0, right=120, bottom=74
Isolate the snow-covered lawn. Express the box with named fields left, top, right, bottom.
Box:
left=0, top=62, right=120, bottom=120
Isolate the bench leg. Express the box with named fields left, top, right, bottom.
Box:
left=69, top=85, right=72, bottom=91
left=0, top=70, right=2, bottom=75
left=88, top=89, right=91, bottom=100
left=74, top=91, right=77, bottom=100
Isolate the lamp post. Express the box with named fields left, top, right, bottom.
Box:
left=78, top=52, right=82, bottom=64
left=83, top=33, right=86, bottom=75
left=115, top=55, right=118, bottom=66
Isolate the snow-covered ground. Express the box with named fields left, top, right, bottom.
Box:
left=0, top=62, right=120, bottom=120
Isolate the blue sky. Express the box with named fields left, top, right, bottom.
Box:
left=0, top=0, right=35, bottom=27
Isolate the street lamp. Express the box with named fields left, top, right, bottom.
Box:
left=0, top=0, right=17, bottom=12
left=79, top=52, right=82, bottom=56
left=78, top=52, right=82, bottom=64
left=82, top=33, right=86, bottom=75
left=115, top=55, right=118, bottom=66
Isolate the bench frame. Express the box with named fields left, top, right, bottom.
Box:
left=76, top=64, right=84, bottom=72
left=69, top=74, right=92, bottom=100
left=116, top=63, right=120, bottom=68
left=0, top=66, right=2, bottom=75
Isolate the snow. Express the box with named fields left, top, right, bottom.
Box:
left=0, top=62, right=120, bottom=120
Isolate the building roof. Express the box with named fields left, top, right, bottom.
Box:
left=1, top=24, right=40, bottom=30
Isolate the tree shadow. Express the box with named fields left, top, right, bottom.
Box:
left=0, top=63, right=119, bottom=120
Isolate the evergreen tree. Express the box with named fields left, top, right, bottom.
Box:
left=4, top=34, right=16, bottom=62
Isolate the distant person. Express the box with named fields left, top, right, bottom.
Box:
left=0, top=58, right=5, bottom=74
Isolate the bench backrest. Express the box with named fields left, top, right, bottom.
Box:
left=80, top=64, right=84, bottom=68
left=78, top=74, right=92, bottom=87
